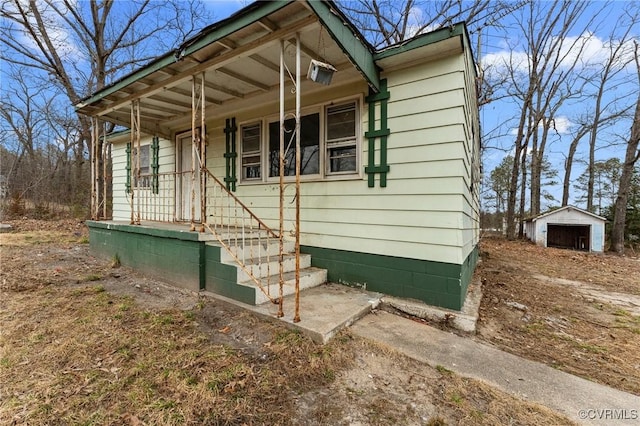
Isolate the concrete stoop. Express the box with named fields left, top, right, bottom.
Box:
left=381, top=279, right=482, bottom=333
left=203, top=283, right=383, bottom=344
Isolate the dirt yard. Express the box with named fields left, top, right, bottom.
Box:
left=477, top=235, right=640, bottom=396
left=0, top=219, right=572, bottom=425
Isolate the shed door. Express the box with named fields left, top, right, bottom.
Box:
left=547, top=224, right=590, bottom=251
left=177, top=134, right=200, bottom=222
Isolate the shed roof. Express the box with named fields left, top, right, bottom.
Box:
left=531, top=206, right=606, bottom=223
left=76, top=0, right=471, bottom=137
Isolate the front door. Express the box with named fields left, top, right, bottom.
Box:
left=177, top=133, right=200, bottom=222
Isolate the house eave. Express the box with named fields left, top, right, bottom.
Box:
left=75, top=0, right=381, bottom=119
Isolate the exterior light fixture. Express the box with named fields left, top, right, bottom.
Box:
left=307, top=59, right=337, bottom=85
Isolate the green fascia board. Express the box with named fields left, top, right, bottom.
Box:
left=75, top=52, right=182, bottom=111
left=177, top=1, right=292, bottom=57
left=76, top=1, right=293, bottom=111
left=306, top=1, right=380, bottom=92
left=373, top=22, right=466, bottom=61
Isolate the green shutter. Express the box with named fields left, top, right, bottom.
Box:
left=223, top=117, right=238, bottom=191
left=364, top=79, right=391, bottom=188
left=151, top=136, right=160, bottom=194
left=125, top=142, right=132, bottom=193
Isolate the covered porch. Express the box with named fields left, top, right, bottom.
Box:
left=78, top=1, right=381, bottom=320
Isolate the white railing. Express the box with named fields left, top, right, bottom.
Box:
left=134, top=171, right=178, bottom=222
left=202, top=168, right=283, bottom=305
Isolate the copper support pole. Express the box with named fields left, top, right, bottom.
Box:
left=134, top=100, right=141, bottom=224
left=190, top=76, right=197, bottom=231
left=129, top=104, right=135, bottom=224
left=102, top=121, right=108, bottom=220
left=277, top=39, right=285, bottom=318
left=200, top=72, right=206, bottom=233
left=90, top=117, right=96, bottom=220
left=293, top=33, right=301, bottom=323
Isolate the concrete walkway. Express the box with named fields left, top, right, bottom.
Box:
left=351, top=311, right=640, bottom=425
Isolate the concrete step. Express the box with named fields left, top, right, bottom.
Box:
left=238, top=266, right=328, bottom=305
left=231, top=253, right=312, bottom=282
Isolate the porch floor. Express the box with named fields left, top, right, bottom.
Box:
left=106, top=220, right=217, bottom=241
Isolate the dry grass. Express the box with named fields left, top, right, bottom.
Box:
left=1, top=220, right=577, bottom=425
left=0, top=283, right=354, bottom=425
left=478, top=236, right=640, bottom=395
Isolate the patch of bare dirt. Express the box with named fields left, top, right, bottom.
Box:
left=477, top=236, right=640, bottom=395
left=1, top=219, right=573, bottom=424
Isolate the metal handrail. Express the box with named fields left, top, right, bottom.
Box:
left=202, top=167, right=281, bottom=304
left=203, top=167, right=279, bottom=239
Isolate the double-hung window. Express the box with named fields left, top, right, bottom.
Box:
left=326, top=101, right=357, bottom=174
left=239, top=98, right=359, bottom=183
left=241, top=123, right=261, bottom=180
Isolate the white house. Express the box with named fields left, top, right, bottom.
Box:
left=524, top=206, right=606, bottom=252
left=77, top=0, right=481, bottom=312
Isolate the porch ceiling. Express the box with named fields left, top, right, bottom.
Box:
left=76, top=1, right=370, bottom=136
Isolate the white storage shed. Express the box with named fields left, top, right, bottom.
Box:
left=524, top=206, right=606, bottom=252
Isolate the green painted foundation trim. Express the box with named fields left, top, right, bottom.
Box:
left=87, top=221, right=262, bottom=302
left=86, top=221, right=203, bottom=241
left=87, top=221, right=204, bottom=292
left=365, top=78, right=390, bottom=188
left=301, top=244, right=479, bottom=311
left=224, top=117, right=238, bottom=191
left=204, top=245, right=256, bottom=304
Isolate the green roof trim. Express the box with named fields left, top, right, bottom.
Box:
left=77, top=0, right=383, bottom=111
left=177, top=1, right=292, bottom=58
left=307, top=1, right=380, bottom=92
left=373, top=23, right=466, bottom=61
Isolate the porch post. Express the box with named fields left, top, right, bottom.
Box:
left=102, top=120, right=108, bottom=220
left=90, top=117, right=97, bottom=220
left=293, top=33, right=301, bottom=323
left=200, top=71, right=206, bottom=232
left=190, top=76, right=197, bottom=231
left=134, top=100, right=141, bottom=224
left=130, top=100, right=140, bottom=225
left=278, top=39, right=285, bottom=318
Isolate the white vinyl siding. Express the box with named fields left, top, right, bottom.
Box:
left=201, top=52, right=476, bottom=265
left=111, top=135, right=174, bottom=221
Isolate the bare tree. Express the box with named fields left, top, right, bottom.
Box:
left=338, top=0, right=519, bottom=49
left=485, top=1, right=607, bottom=238
left=583, top=7, right=639, bottom=212
left=1, top=0, right=212, bottom=216
left=610, top=42, right=640, bottom=253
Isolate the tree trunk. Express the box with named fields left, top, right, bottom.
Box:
left=518, top=147, right=527, bottom=238
left=506, top=142, right=522, bottom=240
left=610, top=96, right=640, bottom=253
left=562, top=127, right=590, bottom=206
